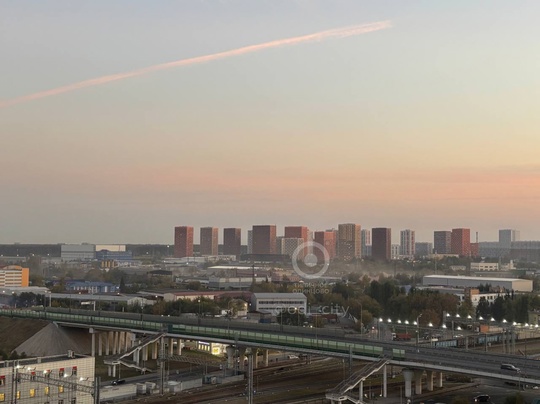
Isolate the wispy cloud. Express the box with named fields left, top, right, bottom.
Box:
left=0, top=21, right=391, bottom=109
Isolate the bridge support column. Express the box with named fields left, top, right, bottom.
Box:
left=226, top=346, right=235, bottom=370
left=253, top=350, right=258, bottom=369
left=168, top=338, right=174, bottom=356
left=113, top=332, right=120, bottom=355
left=359, top=380, right=364, bottom=401
left=133, top=349, right=139, bottom=365
left=383, top=364, right=388, bottom=397
left=98, top=333, right=103, bottom=356
left=152, top=342, right=158, bottom=360
left=238, top=347, right=246, bottom=372
left=414, top=370, right=423, bottom=396
left=177, top=339, right=183, bottom=355
left=112, top=364, right=116, bottom=378
left=426, top=370, right=434, bottom=391
left=142, top=345, right=148, bottom=361
left=435, top=372, right=443, bottom=388
left=105, top=332, right=111, bottom=356
left=89, top=328, right=96, bottom=357
left=263, top=349, right=269, bottom=367
left=402, top=369, right=413, bottom=398
left=107, top=365, right=112, bottom=377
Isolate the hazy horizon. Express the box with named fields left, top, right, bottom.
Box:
left=2, top=1, right=539, bottom=244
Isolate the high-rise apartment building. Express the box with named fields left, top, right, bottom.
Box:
left=252, top=225, right=277, bottom=254
left=415, top=242, right=433, bottom=257
left=284, top=226, right=309, bottom=258
left=174, top=226, right=193, bottom=258
left=400, top=229, right=415, bottom=257
left=278, top=238, right=304, bottom=258
left=434, top=231, right=452, bottom=254
left=223, top=228, right=241, bottom=257
left=200, top=227, right=218, bottom=256
left=361, top=229, right=371, bottom=257
left=372, top=227, right=392, bottom=261
left=314, top=231, right=336, bottom=261
left=247, top=230, right=253, bottom=254
left=337, top=223, right=361, bottom=261
left=499, top=229, right=520, bottom=250
left=391, top=244, right=400, bottom=260
left=451, top=228, right=471, bottom=256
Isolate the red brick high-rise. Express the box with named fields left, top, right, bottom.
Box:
left=174, top=226, right=193, bottom=258
left=200, top=227, right=218, bottom=256
left=314, top=231, right=336, bottom=262
left=372, top=227, right=391, bottom=261
left=451, top=228, right=471, bottom=256
left=223, top=228, right=241, bottom=257
left=252, top=225, right=277, bottom=254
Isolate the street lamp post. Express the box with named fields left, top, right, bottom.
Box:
left=415, top=314, right=423, bottom=351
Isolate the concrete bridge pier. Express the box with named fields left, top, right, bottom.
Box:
left=177, top=338, right=183, bottom=355
left=142, top=345, right=149, bottom=361
left=113, top=332, right=119, bottom=354
left=226, top=346, right=235, bottom=369
left=105, top=332, right=110, bottom=356
left=402, top=369, right=413, bottom=398
left=426, top=370, right=434, bottom=391
left=168, top=337, right=174, bottom=356
left=97, top=332, right=103, bottom=356
left=359, top=380, right=364, bottom=401
left=133, top=348, right=140, bottom=365
left=414, top=370, right=423, bottom=395
left=263, top=349, right=269, bottom=367
left=152, top=341, right=158, bottom=360
left=89, top=328, right=96, bottom=357
left=237, top=347, right=246, bottom=372
left=436, top=371, right=443, bottom=388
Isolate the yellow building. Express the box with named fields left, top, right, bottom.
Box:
left=0, top=265, right=29, bottom=287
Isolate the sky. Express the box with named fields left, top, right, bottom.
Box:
left=1, top=1, right=540, bottom=245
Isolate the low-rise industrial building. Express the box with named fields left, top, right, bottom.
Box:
left=422, top=275, right=532, bottom=292
left=251, top=293, right=307, bottom=315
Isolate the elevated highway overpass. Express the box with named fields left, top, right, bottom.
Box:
left=2, top=308, right=539, bottom=401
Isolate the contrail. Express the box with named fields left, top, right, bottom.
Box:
left=0, top=21, right=391, bottom=109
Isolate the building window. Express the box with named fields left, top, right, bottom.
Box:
left=59, top=400, right=64, bottom=404
left=44, top=370, right=51, bottom=379
left=30, top=372, right=36, bottom=381
left=0, top=393, right=4, bottom=402
left=59, top=385, right=64, bottom=394
left=71, top=366, right=77, bottom=376
left=0, top=376, right=4, bottom=386
left=30, top=388, right=36, bottom=397
left=44, top=386, right=50, bottom=396
left=16, top=391, right=20, bottom=400
left=70, top=399, right=76, bottom=404
left=59, top=368, right=65, bottom=378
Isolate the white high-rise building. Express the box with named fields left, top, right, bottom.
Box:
left=400, top=229, right=416, bottom=257
left=361, top=229, right=371, bottom=257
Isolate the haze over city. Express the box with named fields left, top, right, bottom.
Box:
left=2, top=1, right=540, bottom=244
